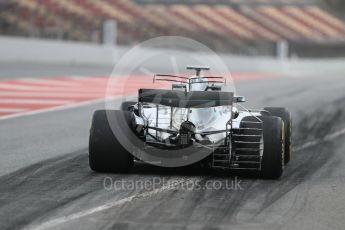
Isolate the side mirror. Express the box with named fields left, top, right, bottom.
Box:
left=234, top=96, right=246, bottom=103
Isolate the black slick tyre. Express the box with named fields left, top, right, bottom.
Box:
left=261, top=116, right=285, bottom=179
left=264, top=107, right=292, bottom=164
left=89, top=110, right=134, bottom=173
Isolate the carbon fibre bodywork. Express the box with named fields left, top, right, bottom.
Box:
left=126, top=66, right=265, bottom=170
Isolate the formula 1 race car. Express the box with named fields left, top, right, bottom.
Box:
left=89, top=66, right=292, bottom=179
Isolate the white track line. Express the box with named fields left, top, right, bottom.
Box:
left=324, top=127, right=345, bottom=140
left=25, top=178, right=194, bottom=230
left=294, top=126, right=345, bottom=151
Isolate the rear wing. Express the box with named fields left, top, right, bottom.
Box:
left=153, top=74, right=226, bottom=86
left=138, top=89, right=233, bottom=108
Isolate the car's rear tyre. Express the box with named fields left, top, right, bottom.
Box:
left=264, top=107, right=292, bottom=164
left=261, top=116, right=284, bottom=179
left=121, top=101, right=136, bottom=111
left=89, top=110, right=134, bottom=173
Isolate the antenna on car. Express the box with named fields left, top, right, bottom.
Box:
left=186, top=66, right=210, bottom=76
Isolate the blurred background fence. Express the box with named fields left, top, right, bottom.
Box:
left=0, top=0, right=345, bottom=57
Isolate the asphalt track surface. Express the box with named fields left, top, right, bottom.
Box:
left=1, top=64, right=345, bottom=230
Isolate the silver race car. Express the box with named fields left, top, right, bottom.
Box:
left=89, top=66, right=292, bottom=179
